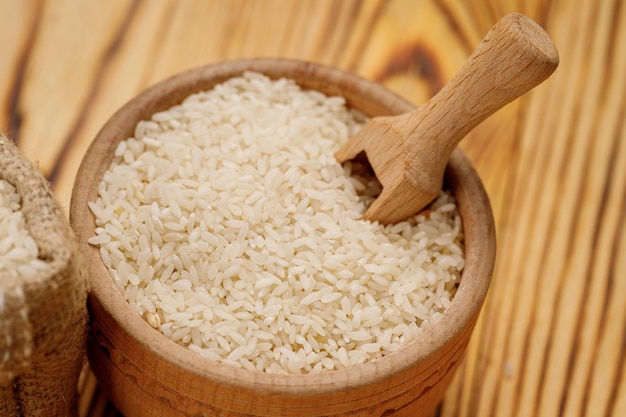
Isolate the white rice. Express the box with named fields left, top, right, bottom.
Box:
left=88, top=72, right=465, bottom=374
left=0, top=179, right=47, bottom=278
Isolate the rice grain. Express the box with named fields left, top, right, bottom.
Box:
left=0, top=179, right=47, bottom=277
left=89, top=72, right=465, bottom=374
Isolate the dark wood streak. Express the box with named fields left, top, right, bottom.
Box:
left=559, top=343, right=580, bottom=417
left=609, top=307, right=626, bottom=416
left=602, top=179, right=626, bottom=417
left=529, top=78, right=591, bottom=417
left=337, top=0, right=368, bottom=66
left=432, top=0, right=475, bottom=54
left=344, top=0, right=387, bottom=72
left=505, top=139, right=555, bottom=416
left=558, top=133, right=618, bottom=417
left=135, top=0, right=178, bottom=91
left=562, top=7, right=625, bottom=417
left=606, top=82, right=626, bottom=416
left=467, top=104, right=526, bottom=417
left=463, top=91, right=531, bottom=417
left=485, top=86, right=563, bottom=417
left=550, top=1, right=625, bottom=414
left=536, top=0, right=555, bottom=29
left=523, top=1, right=601, bottom=411
left=4, top=0, right=44, bottom=143
left=314, top=0, right=358, bottom=63
left=498, top=7, right=584, bottom=402
left=585, top=95, right=626, bottom=417
left=589, top=162, right=626, bottom=417
left=46, top=0, right=141, bottom=185
left=604, top=0, right=623, bottom=73
left=373, top=43, right=445, bottom=98
left=559, top=224, right=606, bottom=417
left=546, top=87, right=596, bottom=417
left=599, top=0, right=624, bottom=111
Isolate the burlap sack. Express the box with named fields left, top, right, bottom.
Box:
left=0, top=134, right=88, bottom=417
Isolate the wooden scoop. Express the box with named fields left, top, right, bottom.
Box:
left=335, top=13, right=559, bottom=224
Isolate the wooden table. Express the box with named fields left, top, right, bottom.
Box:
left=2, top=1, right=624, bottom=416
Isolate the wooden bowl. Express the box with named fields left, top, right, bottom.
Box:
left=70, top=58, right=496, bottom=417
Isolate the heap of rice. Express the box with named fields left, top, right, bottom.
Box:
left=0, top=179, right=46, bottom=277
left=88, top=72, right=464, bottom=375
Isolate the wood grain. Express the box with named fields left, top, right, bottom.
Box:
left=1, top=0, right=624, bottom=416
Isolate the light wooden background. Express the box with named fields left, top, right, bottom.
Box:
left=2, top=0, right=625, bottom=416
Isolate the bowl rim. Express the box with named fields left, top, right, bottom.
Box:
left=70, top=57, right=496, bottom=397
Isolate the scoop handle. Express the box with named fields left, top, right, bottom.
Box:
left=400, top=13, right=559, bottom=180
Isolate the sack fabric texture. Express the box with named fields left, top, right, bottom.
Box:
left=0, top=134, right=88, bottom=417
